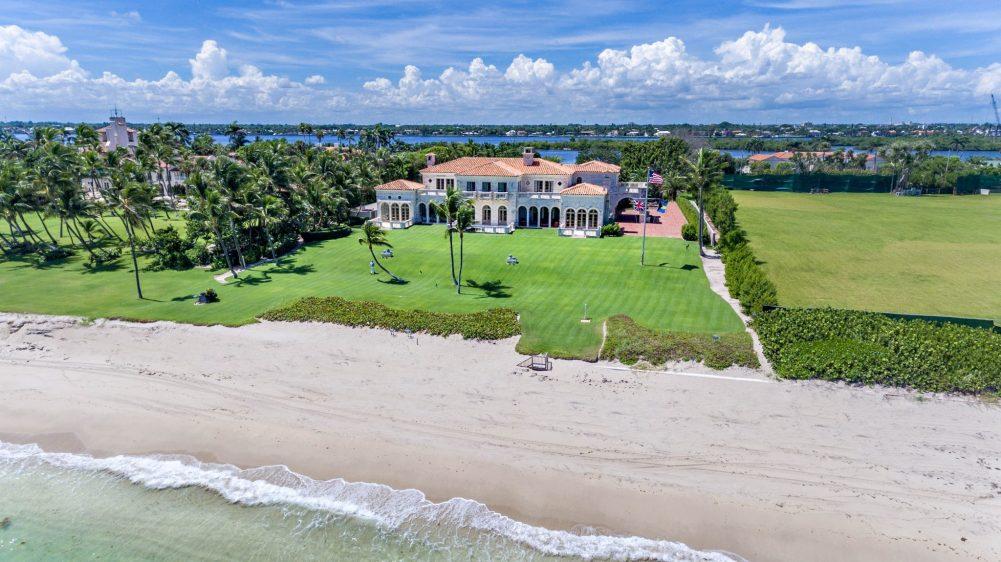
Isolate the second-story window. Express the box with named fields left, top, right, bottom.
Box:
left=466, top=181, right=476, bottom=191
left=481, top=182, right=492, bottom=192
left=436, top=178, right=446, bottom=189
left=497, top=182, right=507, bottom=193
left=534, top=180, right=553, bottom=193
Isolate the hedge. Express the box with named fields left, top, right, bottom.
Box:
left=601, top=315, right=758, bottom=370
left=722, top=243, right=778, bottom=314
left=755, top=307, right=1001, bottom=394
left=261, top=296, right=521, bottom=340
left=693, top=186, right=778, bottom=314
left=676, top=198, right=709, bottom=243
left=301, top=224, right=352, bottom=242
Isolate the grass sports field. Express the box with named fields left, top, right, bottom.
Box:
left=0, top=219, right=743, bottom=358
left=732, top=192, right=1001, bottom=321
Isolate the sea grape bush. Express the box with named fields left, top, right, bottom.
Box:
left=261, top=296, right=521, bottom=340
left=600, top=315, right=758, bottom=370
left=755, top=307, right=1001, bottom=394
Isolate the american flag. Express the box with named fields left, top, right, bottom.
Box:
left=647, top=170, right=664, bottom=185
left=634, top=200, right=644, bottom=211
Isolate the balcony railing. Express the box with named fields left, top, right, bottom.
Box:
left=473, top=191, right=511, bottom=200
left=523, top=192, right=559, bottom=200
left=376, top=218, right=413, bottom=230
left=557, top=227, right=600, bottom=238
left=473, top=222, right=515, bottom=234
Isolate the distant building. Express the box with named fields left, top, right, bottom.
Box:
left=745, top=151, right=883, bottom=172
left=372, top=148, right=646, bottom=238
left=97, top=111, right=138, bottom=152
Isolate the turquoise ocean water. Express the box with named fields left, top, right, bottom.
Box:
left=0, top=442, right=738, bottom=561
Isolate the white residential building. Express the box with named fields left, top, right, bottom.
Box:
left=373, top=147, right=646, bottom=237
left=97, top=112, right=138, bottom=152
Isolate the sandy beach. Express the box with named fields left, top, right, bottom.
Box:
left=0, top=313, right=998, bottom=561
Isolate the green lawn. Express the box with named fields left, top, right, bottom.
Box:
left=732, top=192, right=1001, bottom=321
left=0, top=221, right=743, bottom=358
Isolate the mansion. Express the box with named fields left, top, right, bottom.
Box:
left=373, top=148, right=645, bottom=237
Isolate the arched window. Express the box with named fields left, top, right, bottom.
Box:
left=565, top=208, right=575, bottom=228
left=588, top=209, right=598, bottom=229
left=577, top=209, right=587, bottom=229
left=401, top=204, right=410, bottom=221
left=518, top=206, right=528, bottom=227
left=498, top=206, right=508, bottom=224
left=482, top=205, right=492, bottom=225
left=381, top=202, right=390, bottom=219
left=551, top=207, right=560, bottom=227
left=540, top=207, right=549, bottom=228
left=390, top=203, right=400, bottom=221
left=529, top=207, right=539, bottom=227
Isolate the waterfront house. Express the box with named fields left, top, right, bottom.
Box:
left=373, top=148, right=646, bottom=237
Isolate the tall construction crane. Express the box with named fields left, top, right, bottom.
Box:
left=992, top=94, right=1001, bottom=137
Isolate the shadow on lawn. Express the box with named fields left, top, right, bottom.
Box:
left=81, top=261, right=126, bottom=274
left=655, top=262, right=700, bottom=271
left=465, top=278, right=512, bottom=299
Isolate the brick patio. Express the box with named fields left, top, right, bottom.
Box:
left=616, top=201, right=687, bottom=238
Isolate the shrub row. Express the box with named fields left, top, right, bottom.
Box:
left=676, top=198, right=709, bottom=243
left=694, top=187, right=778, bottom=314
left=754, top=307, right=1001, bottom=393
left=600, top=315, right=759, bottom=370
left=261, top=296, right=521, bottom=340
left=722, top=243, right=778, bottom=314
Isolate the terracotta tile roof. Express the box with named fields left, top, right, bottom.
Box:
left=422, top=156, right=572, bottom=176
left=568, top=160, right=621, bottom=173
left=560, top=182, right=607, bottom=196
left=374, top=179, right=423, bottom=191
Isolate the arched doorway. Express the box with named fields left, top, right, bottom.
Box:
left=551, top=207, right=560, bottom=228
left=381, top=202, right=390, bottom=220
left=482, top=205, right=492, bottom=225
left=518, top=206, right=528, bottom=227
left=540, top=207, right=550, bottom=228
left=565, top=208, right=575, bottom=228
left=498, top=205, right=508, bottom=224
left=418, top=202, right=427, bottom=223
left=401, top=204, right=411, bottom=221
left=587, top=209, right=598, bottom=229
left=615, top=198, right=637, bottom=222
left=577, top=209, right=586, bottom=229
left=529, top=207, right=539, bottom=227
left=390, top=203, right=400, bottom=221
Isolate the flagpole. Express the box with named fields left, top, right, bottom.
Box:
left=641, top=169, right=649, bottom=266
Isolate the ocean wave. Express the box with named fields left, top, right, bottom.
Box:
left=0, top=441, right=741, bottom=562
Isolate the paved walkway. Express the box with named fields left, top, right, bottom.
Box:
left=616, top=201, right=687, bottom=238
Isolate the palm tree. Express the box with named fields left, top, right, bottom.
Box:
left=454, top=204, right=474, bottom=294
left=314, top=129, right=326, bottom=146
left=298, top=123, right=311, bottom=142
left=430, top=185, right=465, bottom=287
left=685, top=148, right=723, bottom=256
left=116, top=181, right=154, bottom=298
left=187, top=171, right=239, bottom=279
left=358, top=222, right=400, bottom=281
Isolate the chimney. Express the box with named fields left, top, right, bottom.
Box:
left=426, top=153, right=436, bottom=167
left=523, top=147, right=534, bottom=166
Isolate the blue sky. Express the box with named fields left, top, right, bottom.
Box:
left=1, top=0, right=999, bottom=123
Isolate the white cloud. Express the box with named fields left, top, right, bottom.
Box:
left=504, top=54, right=555, bottom=83
left=189, top=40, right=229, bottom=81
left=0, top=27, right=345, bottom=121
left=110, top=10, right=142, bottom=24
left=0, top=23, right=995, bottom=122
left=361, top=24, right=998, bottom=121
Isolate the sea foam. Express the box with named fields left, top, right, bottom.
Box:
left=0, top=441, right=741, bottom=562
